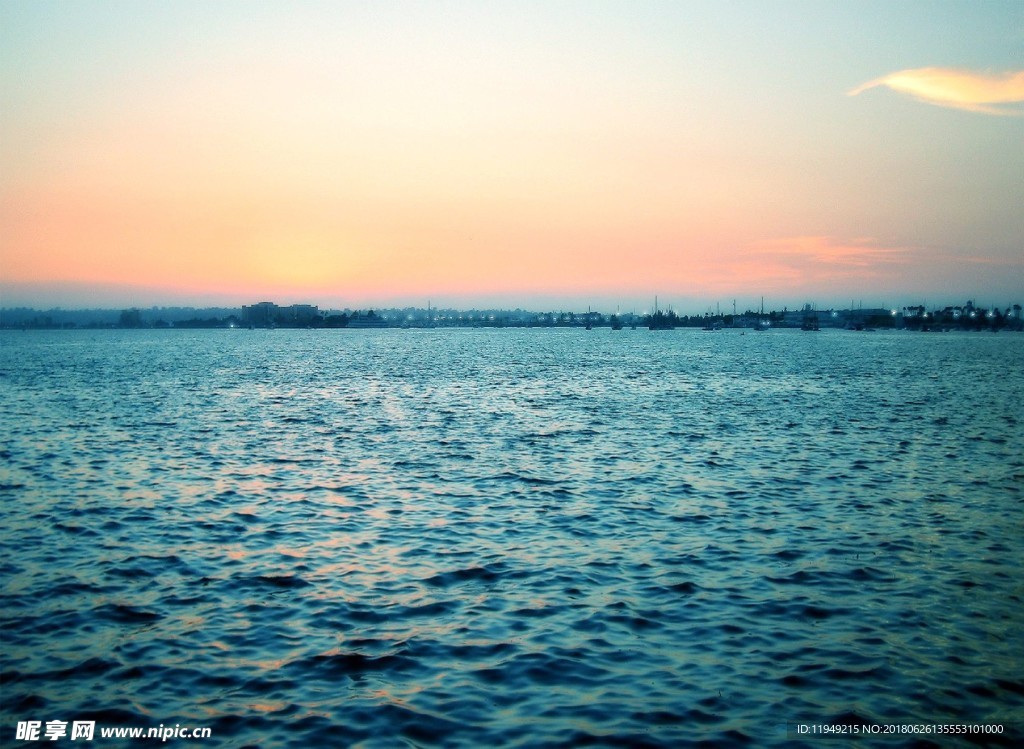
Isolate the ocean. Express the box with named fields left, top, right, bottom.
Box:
left=1, top=328, right=1021, bottom=747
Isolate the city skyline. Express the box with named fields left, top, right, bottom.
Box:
left=2, top=1, right=1023, bottom=311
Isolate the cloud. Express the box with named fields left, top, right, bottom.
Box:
left=745, top=236, right=911, bottom=268
left=713, top=236, right=916, bottom=293
left=848, top=67, right=1024, bottom=115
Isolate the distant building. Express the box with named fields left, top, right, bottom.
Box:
left=242, top=302, right=321, bottom=327
left=281, top=304, right=320, bottom=326
left=242, top=302, right=279, bottom=327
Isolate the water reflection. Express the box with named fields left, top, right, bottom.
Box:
left=1, top=329, right=1022, bottom=747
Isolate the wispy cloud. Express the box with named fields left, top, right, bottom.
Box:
left=848, top=67, right=1024, bottom=115
left=745, top=236, right=912, bottom=269
left=715, top=236, right=916, bottom=292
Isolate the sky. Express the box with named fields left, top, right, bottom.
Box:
left=1, top=0, right=1022, bottom=313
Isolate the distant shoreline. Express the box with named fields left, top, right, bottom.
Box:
left=4, top=298, right=1024, bottom=333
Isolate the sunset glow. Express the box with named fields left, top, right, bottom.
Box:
left=2, top=1, right=1022, bottom=311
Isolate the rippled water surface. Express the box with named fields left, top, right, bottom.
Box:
left=2, top=328, right=1022, bottom=747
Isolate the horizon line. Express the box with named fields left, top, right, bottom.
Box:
left=3, top=296, right=1022, bottom=318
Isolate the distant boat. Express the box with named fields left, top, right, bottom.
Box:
left=585, top=306, right=593, bottom=330
left=348, top=311, right=389, bottom=328
left=754, top=297, right=770, bottom=331
left=801, top=313, right=819, bottom=331
left=611, top=307, right=623, bottom=330
left=703, top=303, right=723, bottom=330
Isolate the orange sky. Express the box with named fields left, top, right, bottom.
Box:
left=2, top=1, right=1022, bottom=311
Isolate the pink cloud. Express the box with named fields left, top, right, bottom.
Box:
left=713, top=236, right=916, bottom=294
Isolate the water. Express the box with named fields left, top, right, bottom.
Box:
left=1, top=328, right=1022, bottom=747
